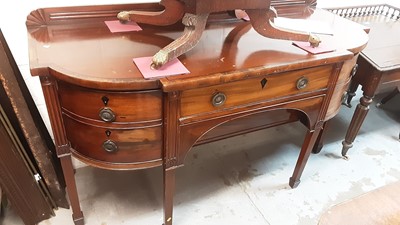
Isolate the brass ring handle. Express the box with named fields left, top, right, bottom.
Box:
left=296, top=77, right=309, bottom=90
left=211, top=92, right=227, bottom=107
left=102, top=140, right=118, bottom=153
left=99, top=107, right=116, bottom=122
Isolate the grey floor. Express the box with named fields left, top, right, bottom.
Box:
left=2, top=92, right=399, bottom=225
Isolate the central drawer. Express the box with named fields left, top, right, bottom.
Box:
left=180, top=65, right=332, bottom=117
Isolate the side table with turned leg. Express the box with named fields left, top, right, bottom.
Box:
left=327, top=4, right=400, bottom=156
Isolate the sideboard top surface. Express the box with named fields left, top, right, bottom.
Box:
left=26, top=3, right=368, bottom=90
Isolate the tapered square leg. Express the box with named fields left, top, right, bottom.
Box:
left=163, top=167, right=176, bottom=225
left=290, top=129, right=321, bottom=188
left=312, top=121, right=329, bottom=154
left=60, top=155, right=84, bottom=225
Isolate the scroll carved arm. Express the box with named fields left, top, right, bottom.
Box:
left=246, top=8, right=320, bottom=47
left=151, top=13, right=209, bottom=69
left=118, top=0, right=185, bottom=26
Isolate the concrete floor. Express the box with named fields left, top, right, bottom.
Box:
left=2, top=93, right=399, bottom=225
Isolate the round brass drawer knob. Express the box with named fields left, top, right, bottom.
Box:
left=102, top=140, right=118, bottom=153
left=99, top=107, right=116, bottom=122
left=212, top=92, right=227, bottom=107
left=296, top=77, right=309, bottom=90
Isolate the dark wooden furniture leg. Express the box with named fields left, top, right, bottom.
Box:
left=289, top=128, right=321, bottom=188
left=40, top=76, right=84, bottom=225
left=163, top=91, right=180, bottom=225
left=341, top=96, right=372, bottom=157
left=376, top=87, right=400, bottom=107
left=163, top=167, right=176, bottom=225
left=341, top=69, right=383, bottom=157
left=60, top=155, right=84, bottom=225
left=312, top=121, right=328, bottom=154
left=343, top=79, right=360, bottom=108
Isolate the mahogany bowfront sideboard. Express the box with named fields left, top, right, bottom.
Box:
left=26, top=3, right=367, bottom=225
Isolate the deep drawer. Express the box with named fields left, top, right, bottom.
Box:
left=63, top=116, right=162, bottom=165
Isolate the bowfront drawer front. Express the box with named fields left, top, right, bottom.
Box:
left=325, top=57, right=358, bottom=120
left=63, top=116, right=162, bottom=167
left=57, top=81, right=162, bottom=123
left=180, top=65, right=332, bottom=117
left=56, top=81, right=163, bottom=169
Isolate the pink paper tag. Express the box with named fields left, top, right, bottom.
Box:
left=105, top=20, right=142, bottom=33
left=133, top=57, right=190, bottom=79
left=235, top=10, right=250, bottom=21
left=293, top=41, right=336, bottom=54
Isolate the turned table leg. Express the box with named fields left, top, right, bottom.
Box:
left=343, top=79, right=360, bottom=108
left=341, top=66, right=383, bottom=157
left=343, top=64, right=360, bottom=108
left=341, top=95, right=373, bottom=157
left=289, top=128, right=321, bottom=188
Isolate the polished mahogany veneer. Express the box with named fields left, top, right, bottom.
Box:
left=26, top=3, right=368, bottom=225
